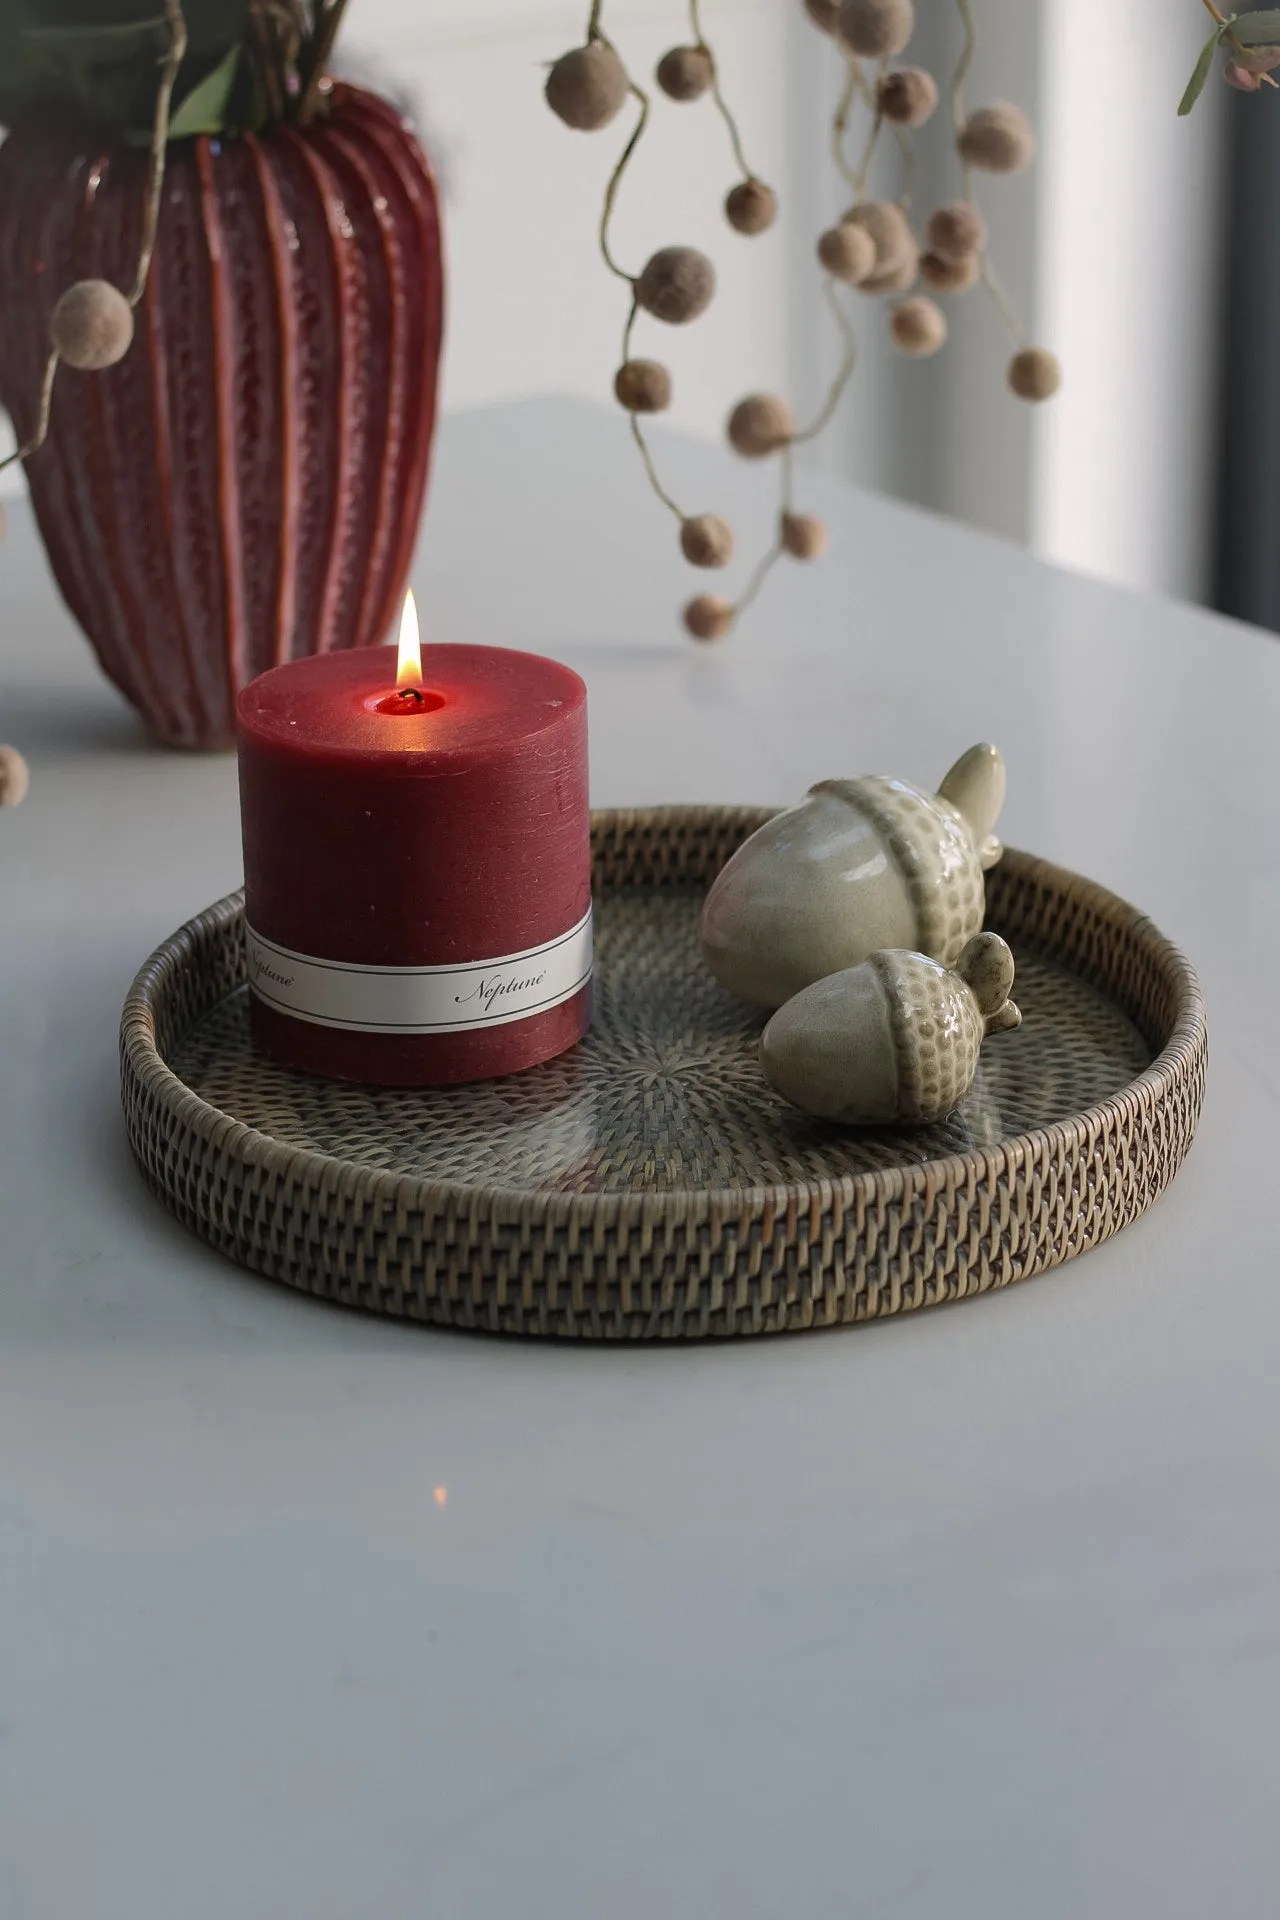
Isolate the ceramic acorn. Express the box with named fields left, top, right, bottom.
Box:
left=701, top=744, right=1006, bottom=1008
left=761, top=933, right=1022, bottom=1126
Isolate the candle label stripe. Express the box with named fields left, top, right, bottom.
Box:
left=245, top=911, right=593, bottom=1034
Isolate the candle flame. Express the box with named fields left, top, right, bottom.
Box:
left=396, top=590, right=422, bottom=689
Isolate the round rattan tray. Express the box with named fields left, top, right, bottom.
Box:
left=121, top=807, right=1207, bottom=1340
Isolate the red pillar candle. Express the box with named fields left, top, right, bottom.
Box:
left=236, top=602, right=591, bottom=1086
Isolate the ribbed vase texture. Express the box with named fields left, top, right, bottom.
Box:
left=0, top=84, right=444, bottom=748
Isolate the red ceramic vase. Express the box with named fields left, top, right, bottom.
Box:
left=0, top=84, right=444, bottom=749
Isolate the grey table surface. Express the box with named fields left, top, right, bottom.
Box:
left=2, top=397, right=1279, bottom=1920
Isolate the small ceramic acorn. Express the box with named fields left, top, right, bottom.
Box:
left=761, top=933, right=1022, bottom=1126
left=701, top=744, right=1006, bottom=1008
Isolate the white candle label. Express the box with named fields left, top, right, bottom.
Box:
left=245, top=910, right=593, bottom=1035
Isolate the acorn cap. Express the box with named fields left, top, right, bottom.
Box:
left=701, top=744, right=1010, bottom=1008
left=873, top=946, right=1002, bottom=1121
left=812, top=744, right=1005, bottom=967
left=760, top=934, right=1020, bottom=1126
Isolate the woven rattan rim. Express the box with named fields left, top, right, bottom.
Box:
left=120, top=807, right=1208, bottom=1338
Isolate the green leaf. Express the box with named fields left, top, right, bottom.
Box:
left=1230, top=10, right=1280, bottom=46
left=166, top=40, right=239, bottom=137
left=1179, top=24, right=1229, bottom=116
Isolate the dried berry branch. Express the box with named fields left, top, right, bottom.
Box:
left=604, top=75, right=692, bottom=525
left=0, top=0, right=187, bottom=477
left=832, top=60, right=864, bottom=190
left=621, top=297, right=686, bottom=522
left=546, top=0, right=1060, bottom=642
left=549, top=0, right=787, bottom=614
left=950, top=0, right=1008, bottom=339
left=688, top=0, right=756, bottom=181
left=130, top=0, right=190, bottom=302
left=951, top=0, right=978, bottom=193
left=948, top=0, right=1057, bottom=393
left=599, top=73, right=651, bottom=282
left=852, top=92, right=885, bottom=196
left=0, top=351, right=58, bottom=477
left=793, top=280, right=859, bottom=447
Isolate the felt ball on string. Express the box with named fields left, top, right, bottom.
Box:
left=1007, top=347, right=1061, bottom=401
left=878, top=67, right=938, bottom=127
left=802, top=0, right=842, bottom=31
left=922, top=250, right=978, bottom=293
left=958, top=102, right=1036, bottom=174
left=781, top=512, right=828, bottom=560
left=725, top=179, right=778, bottom=235
left=817, top=223, right=876, bottom=284
left=680, top=514, right=736, bottom=568
left=842, top=200, right=914, bottom=278
left=50, top=280, right=134, bottom=372
left=890, top=296, right=947, bottom=357
left=0, top=744, right=30, bottom=808
left=656, top=45, right=714, bottom=101
left=545, top=42, right=630, bottom=130
left=727, top=394, right=794, bottom=458
left=837, top=0, right=915, bottom=59
left=614, top=359, right=672, bottom=412
left=864, top=244, right=920, bottom=294
left=635, top=246, right=717, bottom=324
left=684, top=594, right=734, bottom=641
left=926, top=201, right=986, bottom=265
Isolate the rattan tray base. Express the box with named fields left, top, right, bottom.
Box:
left=122, top=808, right=1207, bottom=1340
